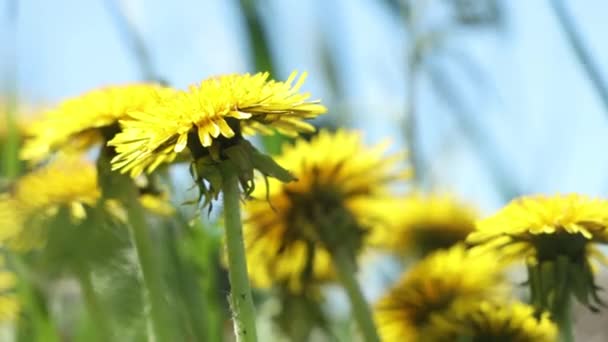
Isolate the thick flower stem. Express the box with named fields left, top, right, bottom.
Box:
left=220, top=162, right=258, bottom=342
left=332, top=247, right=380, bottom=342
left=75, top=266, right=113, bottom=342
left=126, top=192, right=174, bottom=342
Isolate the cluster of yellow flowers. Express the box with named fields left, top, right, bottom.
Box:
left=373, top=192, right=608, bottom=341
left=2, top=70, right=607, bottom=341
left=2, top=71, right=329, bottom=337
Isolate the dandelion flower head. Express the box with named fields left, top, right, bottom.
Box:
left=468, top=193, right=608, bottom=311
left=243, top=129, right=408, bottom=292
left=21, top=84, right=174, bottom=163
left=423, top=300, right=558, bottom=342
left=374, top=245, right=507, bottom=342
left=110, top=71, right=327, bottom=178
left=13, top=157, right=100, bottom=220
left=468, top=194, right=608, bottom=262
left=371, top=193, right=477, bottom=255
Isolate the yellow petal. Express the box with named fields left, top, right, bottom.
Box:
left=198, top=127, right=212, bottom=147
left=228, top=110, right=252, bottom=119
left=174, top=133, right=188, bottom=152
left=70, top=202, right=87, bottom=220
left=217, top=119, right=235, bottom=138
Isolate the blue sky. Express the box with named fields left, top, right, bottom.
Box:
left=3, top=0, right=608, bottom=213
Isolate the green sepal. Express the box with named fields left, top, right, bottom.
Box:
left=189, top=139, right=295, bottom=208
left=191, top=157, right=224, bottom=210
left=539, top=261, right=555, bottom=309
left=528, top=256, right=604, bottom=315
left=527, top=262, right=541, bottom=308
left=223, top=143, right=255, bottom=197
left=249, top=143, right=296, bottom=183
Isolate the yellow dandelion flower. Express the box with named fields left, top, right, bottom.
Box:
left=132, top=175, right=175, bottom=216
left=243, top=129, right=408, bottom=292
left=104, top=191, right=174, bottom=224
left=109, top=71, right=326, bottom=179
left=423, top=300, right=558, bottom=342
left=138, top=192, right=175, bottom=216
left=244, top=234, right=335, bottom=292
left=467, top=193, right=608, bottom=311
left=107, top=72, right=324, bottom=340
left=0, top=257, right=19, bottom=322
left=2, top=157, right=100, bottom=249
left=371, top=193, right=477, bottom=256
left=0, top=196, right=24, bottom=242
left=374, top=245, right=507, bottom=342
left=21, top=84, right=175, bottom=163
left=468, top=194, right=608, bottom=259
left=13, top=157, right=100, bottom=219
left=1, top=156, right=173, bottom=250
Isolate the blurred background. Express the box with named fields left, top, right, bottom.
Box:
left=2, top=0, right=608, bottom=340
left=5, top=0, right=608, bottom=209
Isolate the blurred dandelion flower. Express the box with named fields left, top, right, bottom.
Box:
left=0, top=196, right=24, bottom=243
left=243, top=129, right=408, bottom=292
left=3, top=157, right=100, bottom=249
left=374, top=245, right=507, bottom=342
left=138, top=192, right=175, bottom=217
left=21, top=84, right=174, bottom=163
left=109, top=71, right=326, bottom=203
left=467, top=194, right=608, bottom=312
left=14, top=157, right=100, bottom=221
left=245, top=235, right=334, bottom=293
left=0, top=157, right=172, bottom=249
left=423, top=300, right=558, bottom=342
left=0, top=257, right=19, bottom=322
left=371, top=193, right=477, bottom=256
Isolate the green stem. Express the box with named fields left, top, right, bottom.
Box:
left=76, top=266, right=113, bottom=342
left=220, top=162, right=258, bottom=342
left=331, top=248, right=380, bottom=342
left=199, top=224, right=224, bottom=342
left=125, top=186, right=174, bottom=342
left=553, top=295, right=574, bottom=342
